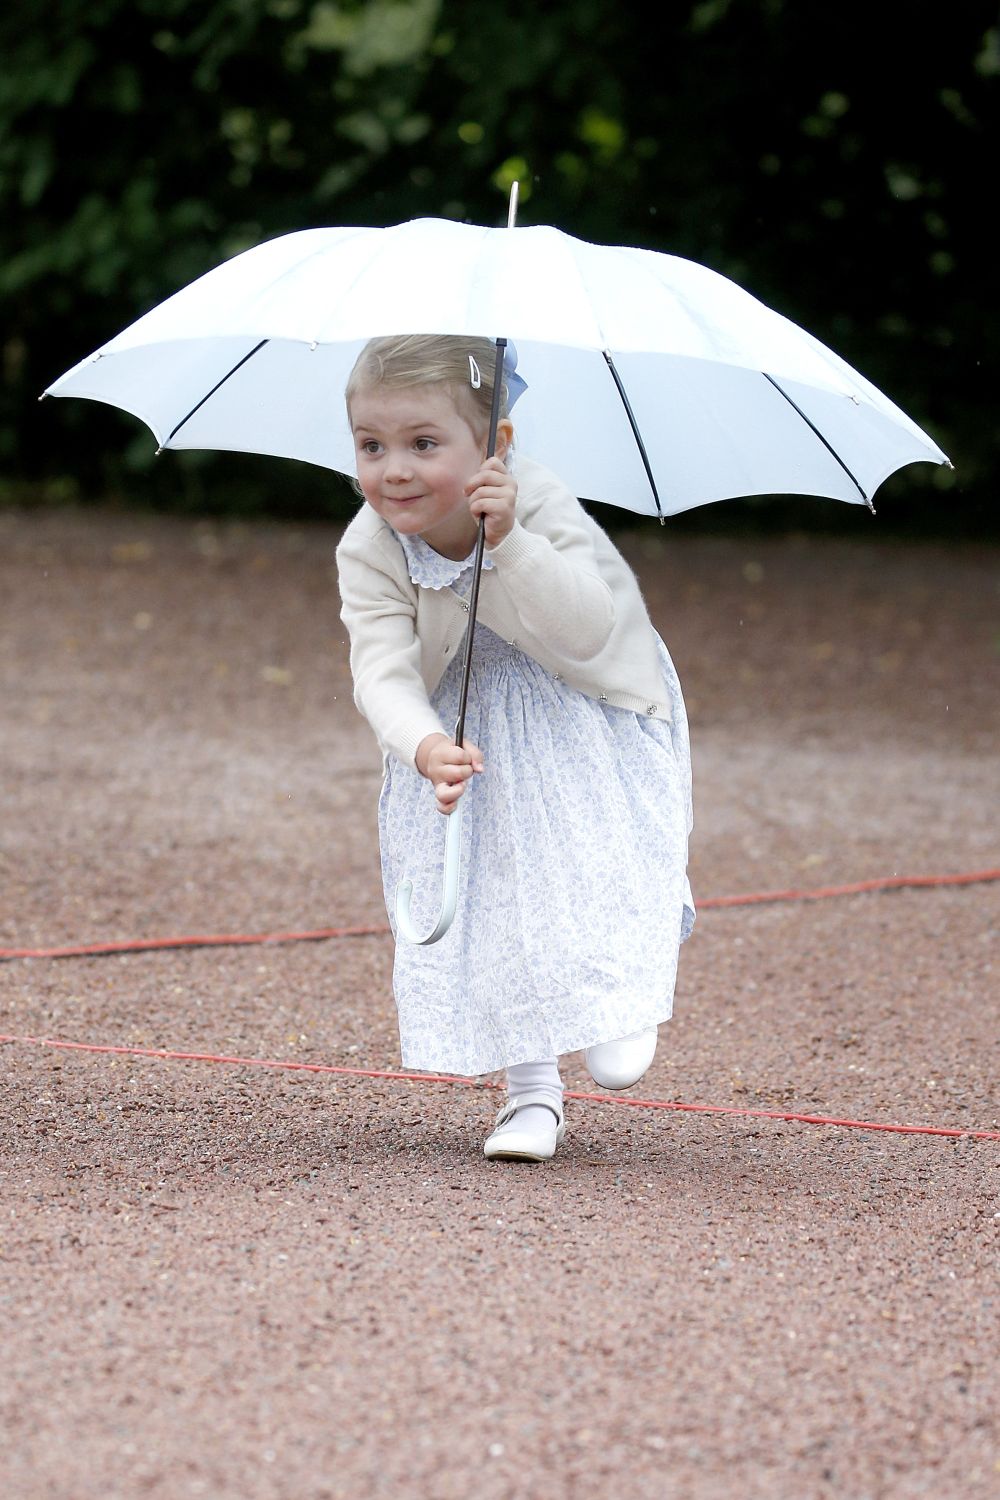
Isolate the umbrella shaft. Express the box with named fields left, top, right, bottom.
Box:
left=454, top=336, right=506, bottom=747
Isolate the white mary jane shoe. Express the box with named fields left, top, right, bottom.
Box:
left=483, top=1090, right=566, bottom=1163
left=584, top=1026, right=658, bottom=1090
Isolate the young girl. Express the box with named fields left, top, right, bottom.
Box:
left=336, top=334, right=694, bottom=1162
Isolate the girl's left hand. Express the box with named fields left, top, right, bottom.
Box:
left=466, top=457, right=517, bottom=548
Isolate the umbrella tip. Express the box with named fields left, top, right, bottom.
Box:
left=37, top=392, right=48, bottom=402
left=507, top=181, right=519, bottom=229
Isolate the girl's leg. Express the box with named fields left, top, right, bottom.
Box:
left=483, top=1057, right=565, bottom=1162
left=506, top=1057, right=563, bottom=1111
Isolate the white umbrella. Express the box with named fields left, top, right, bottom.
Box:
left=44, top=215, right=949, bottom=519
left=44, top=206, right=951, bottom=943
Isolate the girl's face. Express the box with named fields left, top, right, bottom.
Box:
left=350, top=383, right=510, bottom=559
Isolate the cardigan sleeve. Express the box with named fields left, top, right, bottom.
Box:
left=337, top=531, right=448, bottom=770
left=483, top=470, right=616, bottom=662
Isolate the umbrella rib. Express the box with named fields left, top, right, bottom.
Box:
left=602, top=352, right=664, bottom=521
left=762, top=372, right=873, bottom=512
left=163, top=339, right=270, bottom=446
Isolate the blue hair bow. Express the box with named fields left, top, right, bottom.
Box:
left=502, top=341, right=527, bottom=409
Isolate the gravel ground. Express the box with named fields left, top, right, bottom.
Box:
left=1, top=505, right=998, bottom=1500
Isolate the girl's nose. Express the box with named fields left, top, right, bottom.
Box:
left=384, top=449, right=413, bottom=482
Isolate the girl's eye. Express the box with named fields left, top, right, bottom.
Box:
left=414, top=437, right=436, bottom=452
left=359, top=440, right=381, bottom=456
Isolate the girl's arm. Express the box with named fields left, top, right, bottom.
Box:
left=337, top=543, right=446, bottom=771
left=482, top=469, right=618, bottom=662
left=340, top=554, right=485, bottom=807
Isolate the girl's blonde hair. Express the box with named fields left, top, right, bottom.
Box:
left=345, top=334, right=511, bottom=437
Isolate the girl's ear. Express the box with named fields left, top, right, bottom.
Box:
left=492, top=417, right=515, bottom=462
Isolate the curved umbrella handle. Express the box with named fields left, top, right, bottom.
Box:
left=394, top=799, right=464, bottom=945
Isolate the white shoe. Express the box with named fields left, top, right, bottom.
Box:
left=584, top=1027, right=658, bottom=1090
left=483, top=1090, right=566, bottom=1162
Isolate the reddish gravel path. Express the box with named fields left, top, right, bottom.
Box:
left=1, top=506, right=998, bottom=1500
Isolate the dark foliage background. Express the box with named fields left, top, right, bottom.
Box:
left=2, top=0, right=996, bottom=534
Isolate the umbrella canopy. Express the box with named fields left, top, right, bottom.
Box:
left=45, top=213, right=953, bottom=946
left=44, top=217, right=949, bottom=517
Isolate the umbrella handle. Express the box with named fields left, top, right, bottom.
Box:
left=394, top=799, right=464, bottom=945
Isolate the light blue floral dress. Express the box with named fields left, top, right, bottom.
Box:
left=378, top=531, right=695, bottom=1077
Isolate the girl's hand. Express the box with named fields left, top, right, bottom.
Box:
left=415, top=733, right=485, bottom=815
left=466, top=457, right=517, bottom=549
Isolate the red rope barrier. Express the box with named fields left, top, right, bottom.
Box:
left=0, top=923, right=386, bottom=961
left=2, top=867, right=997, bottom=961
left=2, top=1033, right=998, bottom=1142
left=697, top=867, right=1000, bottom=909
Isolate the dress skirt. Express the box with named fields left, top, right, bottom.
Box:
left=378, top=623, right=695, bottom=1076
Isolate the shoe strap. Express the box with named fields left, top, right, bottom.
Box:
left=496, top=1090, right=563, bottom=1127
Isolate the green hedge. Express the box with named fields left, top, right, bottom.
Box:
left=2, top=1, right=996, bottom=534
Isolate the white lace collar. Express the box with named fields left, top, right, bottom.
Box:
left=396, top=530, right=494, bottom=590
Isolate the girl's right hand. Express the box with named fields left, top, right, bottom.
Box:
left=415, top=733, right=485, bottom=815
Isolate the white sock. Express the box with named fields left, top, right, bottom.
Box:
left=504, top=1058, right=563, bottom=1130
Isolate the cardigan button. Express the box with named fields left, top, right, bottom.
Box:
left=598, top=693, right=608, bottom=702
left=647, top=704, right=657, bottom=715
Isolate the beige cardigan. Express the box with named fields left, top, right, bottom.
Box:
left=336, top=456, right=671, bottom=770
